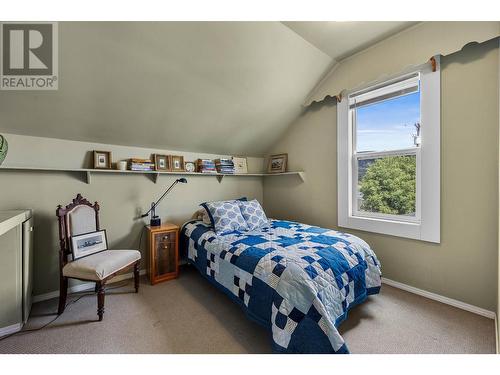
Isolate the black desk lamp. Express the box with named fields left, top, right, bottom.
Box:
left=140, top=178, right=187, bottom=226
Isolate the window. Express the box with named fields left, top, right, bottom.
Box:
left=337, top=58, right=440, bottom=243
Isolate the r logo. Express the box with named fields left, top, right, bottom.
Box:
left=2, top=23, right=53, bottom=75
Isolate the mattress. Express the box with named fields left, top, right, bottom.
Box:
left=181, top=219, right=381, bottom=353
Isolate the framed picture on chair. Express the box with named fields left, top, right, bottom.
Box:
left=70, top=230, right=108, bottom=260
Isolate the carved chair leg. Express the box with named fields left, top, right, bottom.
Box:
left=94, top=282, right=99, bottom=294
left=97, top=281, right=105, bottom=321
left=134, top=261, right=140, bottom=293
left=58, top=276, right=68, bottom=315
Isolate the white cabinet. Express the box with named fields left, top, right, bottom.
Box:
left=0, top=210, right=33, bottom=337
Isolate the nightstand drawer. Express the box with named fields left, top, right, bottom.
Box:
left=156, top=232, right=175, bottom=243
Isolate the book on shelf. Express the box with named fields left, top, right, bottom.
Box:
left=216, top=168, right=235, bottom=174
left=197, top=158, right=217, bottom=173
left=215, top=158, right=234, bottom=164
left=215, top=158, right=235, bottom=174
left=130, top=169, right=153, bottom=172
left=128, top=158, right=154, bottom=171
left=130, top=166, right=154, bottom=171
left=129, top=158, right=152, bottom=163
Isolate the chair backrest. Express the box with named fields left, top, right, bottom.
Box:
left=56, top=194, right=100, bottom=267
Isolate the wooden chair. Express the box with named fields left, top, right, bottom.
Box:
left=56, top=194, right=141, bottom=321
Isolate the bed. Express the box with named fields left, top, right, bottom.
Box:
left=181, top=218, right=381, bottom=354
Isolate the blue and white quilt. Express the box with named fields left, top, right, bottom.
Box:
left=181, top=219, right=382, bottom=354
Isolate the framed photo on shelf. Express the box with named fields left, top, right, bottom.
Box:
left=267, top=153, right=288, bottom=173
left=93, top=151, right=112, bottom=169
left=171, top=155, right=185, bottom=171
left=70, top=230, right=108, bottom=260
left=154, top=154, right=170, bottom=171
left=184, top=161, right=195, bottom=172
left=232, top=156, right=248, bottom=174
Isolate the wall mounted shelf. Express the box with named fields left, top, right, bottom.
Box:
left=0, top=166, right=305, bottom=184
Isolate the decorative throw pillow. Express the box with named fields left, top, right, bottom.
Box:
left=199, top=197, right=247, bottom=227
left=201, top=200, right=248, bottom=234
left=238, top=199, right=269, bottom=230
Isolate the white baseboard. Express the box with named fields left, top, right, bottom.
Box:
left=0, top=323, right=22, bottom=338
left=33, top=269, right=147, bottom=304
left=32, top=272, right=496, bottom=320
left=382, top=277, right=496, bottom=319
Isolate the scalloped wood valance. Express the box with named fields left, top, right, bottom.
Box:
left=304, top=22, right=500, bottom=106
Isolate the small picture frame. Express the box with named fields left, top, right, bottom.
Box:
left=232, top=156, right=248, bottom=174
left=93, top=151, right=112, bottom=169
left=154, top=154, right=170, bottom=171
left=70, top=230, right=108, bottom=260
left=268, top=153, right=288, bottom=174
left=171, top=155, right=185, bottom=171
left=184, top=161, right=195, bottom=173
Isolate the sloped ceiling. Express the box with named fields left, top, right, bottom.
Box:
left=0, top=22, right=331, bottom=157
left=0, top=22, right=417, bottom=157
left=282, top=21, right=417, bottom=60
left=300, top=21, right=500, bottom=106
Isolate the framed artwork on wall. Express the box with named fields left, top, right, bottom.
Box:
left=154, top=154, right=170, bottom=171
left=267, top=153, right=288, bottom=173
left=93, top=150, right=112, bottom=169
left=232, top=156, right=248, bottom=174
left=171, top=155, right=185, bottom=171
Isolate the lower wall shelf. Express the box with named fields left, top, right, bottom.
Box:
left=0, top=166, right=305, bottom=184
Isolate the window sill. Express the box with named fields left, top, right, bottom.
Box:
left=339, top=214, right=438, bottom=243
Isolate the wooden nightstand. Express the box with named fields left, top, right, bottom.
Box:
left=146, top=223, right=179, bottom=285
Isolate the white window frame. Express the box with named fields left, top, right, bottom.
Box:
left=337, top=57, right=440, bottom=243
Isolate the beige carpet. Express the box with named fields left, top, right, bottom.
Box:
left=0, top=266, right=495, bottom=354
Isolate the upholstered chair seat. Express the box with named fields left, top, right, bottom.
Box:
left=63, top=250, right=141, bottom=281
left=57, top=194, right=141, bottom=321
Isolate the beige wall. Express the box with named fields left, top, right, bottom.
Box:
left=264, top=39, right=499, bottom=312
left=0, top=22, right=331, bottom=157
left=0, top=135, right=264, bottom=296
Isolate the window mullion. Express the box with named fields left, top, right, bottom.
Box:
left=356, top=148, right=418, bottom=160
